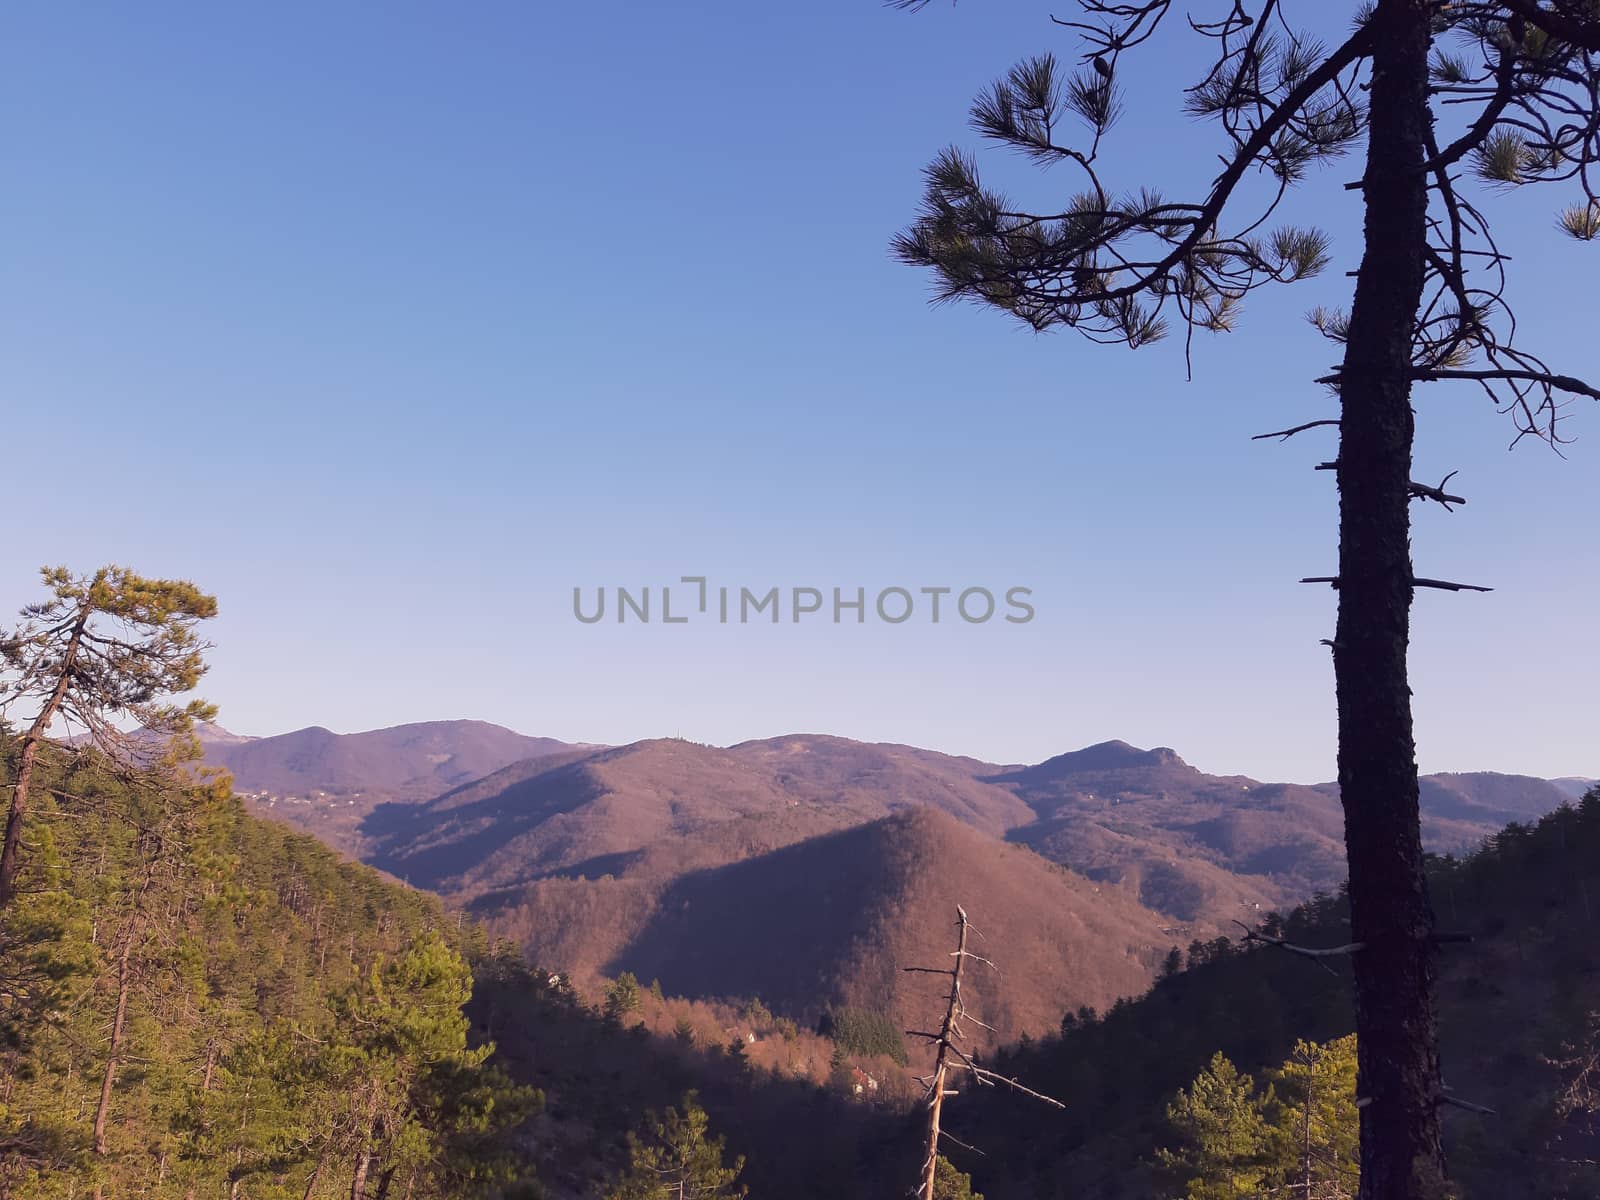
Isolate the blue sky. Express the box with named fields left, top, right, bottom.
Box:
left=3, top=2, right=1595, bottom=782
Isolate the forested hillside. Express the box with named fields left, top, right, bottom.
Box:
left=940, top=789, right=1600, bottom=1200
left=483, top=807, right=1167, bottom=1049
left=0, top=569, right=1590, bottom=1200
left=0, top=736, right=535, bottom=1200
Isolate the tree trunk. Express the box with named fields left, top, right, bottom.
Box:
left=92, top=922, right=136, bottom=1157
left=301, top=1152, right=327, bottom=1200
left=373, top=1165, right=397, bottom=1200
left=1302, top=1049, right=1315, bottom=1197
left=0, top=600, right=90, bottom=909
left=349, top=1149, right=372, bottom=1200
left=919, top=908, right=970, bottom=1200
left=1334, top=2, right=1447, bottom=1197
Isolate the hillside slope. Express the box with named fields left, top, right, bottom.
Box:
left=367, top=732, right=1578, bottom=936
left=203, top=719, right=581, bottom=853
left=362, top=735, right=1032, bottom=893
left=492, top=808, right=1167, bottom=1047
left=946, top=789, right=1600, bottom=1200
left=0, top=738, right=531, bottom=1199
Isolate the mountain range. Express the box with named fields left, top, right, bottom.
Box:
left=197, top=719, right=582, bottom=852
left=201, top=721, right=1588, bottom=1047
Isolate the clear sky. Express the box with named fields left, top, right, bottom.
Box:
left=3, top=2, right=1595, bottom=783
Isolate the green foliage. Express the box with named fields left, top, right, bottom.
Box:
left=0, top=734, right=535, bottom=1199
left=0, top=565, right=221, bottom=907
left=606, top=972, right=643, bottom=1020
left=1264, top=1035, right=1359, bottom=1196
left=957, top=798, right=1600, bottom=1199
left=740, top=996, right=772, bottom=1029
left=819, top=1007, right=908, bottom=1066
left=1158, top=1052, right=1271, bottom=1199
left=606, top=1090, right=747, bottom=1200
left=1160, top=1036, right=1359, bottom=1200
left=933, top=1155, right=984, bottom=1200
left=1558, top=201, right=1600, bottom=241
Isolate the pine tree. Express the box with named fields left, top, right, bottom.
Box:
left=605, top=972, right=643, bottom=1021
left=0, top=565, right=217, bottom=909
left=1264, top=1036, right=1360, bottom=1199
left=607, top=1090, right=747, bottom=1200
left=0, top=703, right=534, bottom=1200
left=1159, top=1052, right=1271, bottom=1199
left=890, top=5, right=1600, bottom=1195
left=933, top=1155, right=984, bottom=1200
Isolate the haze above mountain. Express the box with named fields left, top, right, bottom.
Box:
left=208, top=720, right=1584, bottom=1046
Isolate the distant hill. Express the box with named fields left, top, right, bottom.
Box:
left=201, top=720, right=583, bottom=853
left=1553, top=776, right=1598, bottom=800
left=357, top=732, right=1582, bottom=1051
left=474, top=808, right=1166, bottom=1048
left=363, top=735, right=1032, bottom=894
left=995, top=745, right=1579, bottom=920
left=610, top=808, right=1167, bottom=1047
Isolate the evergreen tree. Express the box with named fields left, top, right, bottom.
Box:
left=606, top=972, right=643, bottom=1021
left=933, top=1155, right=984, bottom=1200
left=890, top=6, right=1600, bottom=1195
left=0, top=713, right=534, bottom=1200
left=0, top=565, right=218, bottom=909
left=607, top=1090, right=747, bottom=1200
left=1264, top=1036, right=1359, bottom=1198
left=1158, top=1052, right=1270, bottom=1199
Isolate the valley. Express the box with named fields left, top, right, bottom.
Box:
left=208, top=721, right=1582, bottom=1048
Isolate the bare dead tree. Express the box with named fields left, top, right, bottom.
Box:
left=904, top=907, right=1063, bottom=1200
left=891, top=4, right=1600, bottom=1196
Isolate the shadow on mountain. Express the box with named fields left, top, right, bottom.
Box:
left=604, top=807, right=1167, bottom=1047
left=361, top=752, right=605, bottom=888
left=603, top=823, right=888, bottom=1021
left=472, top=960, right=916, bottom=1200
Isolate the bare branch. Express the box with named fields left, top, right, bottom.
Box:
left=1408, top=473, right=1467, bottom=509
left=1235, top=920, right=1360, bottom=976
left=1410, top=368, right=1600, bottom=402
left=1252, top=419, right=1340, bottom=441
left=1412, top=578, right=1493, bottom=593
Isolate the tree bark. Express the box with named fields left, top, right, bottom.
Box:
left=1335, top=2, right=1448, bottom=1197
left=349, top=1149, right=372, bottom=1200
left=92, top=922, right=136, bottom=1157
left=919, top=908, right=969, bottom=1200
left=301, top=1152, right=327, bottom=1200
left=0, top=599, right=91, bottom=909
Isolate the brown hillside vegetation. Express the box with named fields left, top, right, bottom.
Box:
left=205, top=720, right=583, bottom=852
left=482, top=808, right=1167, bottom=1049
left=365, top=733, right=1573, bottom=931
left=622, top=808, right=1165, bottom=1047
left=231, top=727, right=1580, bottom=1062
left=363, top=735, right=1033, bottom=894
